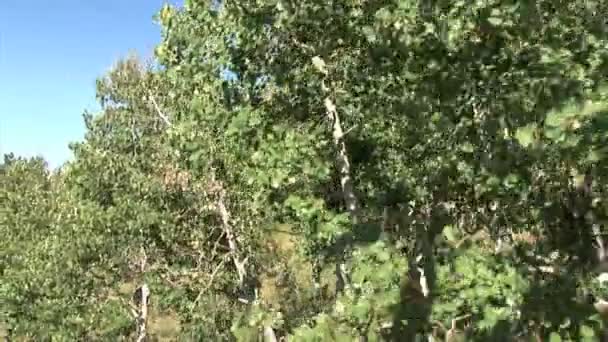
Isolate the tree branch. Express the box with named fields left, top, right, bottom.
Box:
left=192, top=255, right=230, bottom=308
left=149, top=92, right=172, bottom=127
left=216, top=186, right=248, bottom=287
left=207, top=172, right=252, bottom=303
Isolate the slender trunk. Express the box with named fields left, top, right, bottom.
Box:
left=324, top=96, right=360, bottom=294
left=135, top=284, right=150, bottom=342
left=212, top=177, right=277, bottom=338
left=324, top=97, right=359, bottom=220
left=263, top=326, right=278, bottom=342
left=135, top=248, right=149, bottom=342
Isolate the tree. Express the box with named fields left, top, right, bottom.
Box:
left=156, top=0, right=608, bottom=339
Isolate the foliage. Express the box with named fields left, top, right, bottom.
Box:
left=2, top=0, right=608, bottom=341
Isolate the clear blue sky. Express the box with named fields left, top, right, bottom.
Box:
left=0, top=0, right=179, bottom=169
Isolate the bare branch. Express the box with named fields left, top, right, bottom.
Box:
left=208, top=171, right=253, bottom=303
left=149, top=92, right=172, bottom=126
left=192, top=255, right=230, bottom=308
left=118, top=296, right=139, bottom=319
left=216, top=188, right=248, bottom=286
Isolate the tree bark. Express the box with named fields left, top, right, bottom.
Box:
left=323, top=96, right=360, bottom=294
left=263, top=326, right=278, bottom=342
left=135, top=284, right=150, bottom=342
left=216, top=188, right=248, bottom=287
left=324, top=97, right=360, bottom=221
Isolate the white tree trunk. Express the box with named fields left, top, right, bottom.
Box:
left=324, top=97, right=360, bottom=221
left=135, top=284, right=150, bottom=342
left=263, top=326, right=278, bottom=342
left=324, top=97, right=360, bottom=293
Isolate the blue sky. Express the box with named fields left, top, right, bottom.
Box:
left=0, top=0, right=179, bottom=168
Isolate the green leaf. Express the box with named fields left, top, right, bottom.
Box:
left=549, top=332, right=562, bottom=342
left=443, top=225, right=457, bottom=243
left=487, top=17, right=503, bottom=26
left=580, top=324, right=596, bottom=339
left=460, top=142, right=475, bottom=153
left=515, top=124, right=537, bottom=147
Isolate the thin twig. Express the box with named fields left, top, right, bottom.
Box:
left=290, top=36, right=314, bottom=53
left=341, top=124, right=357, bottom=138
left=118, top=296, right=139, bottom=319
left=210, top=230, right=227, bottom=260
left=196, top=228, right=225, bottom=268
left=192, top=255, right=230, bottom=309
